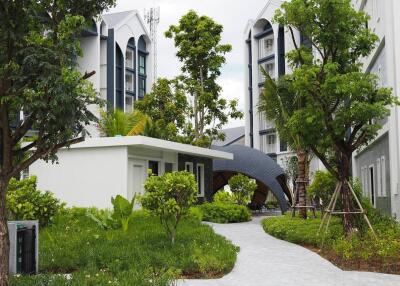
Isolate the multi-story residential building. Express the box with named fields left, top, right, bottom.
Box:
left=243, top=0, right=324, bottom=184
left=78, top=10, right=153, bottom=137
left=244, top=0, right=400, bottom=219
left=351, top=0, right=400, bottom=218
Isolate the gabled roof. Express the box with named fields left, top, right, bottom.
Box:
left=65, top=136, right=234, bottom=160
left=102, top=10, right=149, bottom=37
left=213, top=127, right=245, bottom=147
left=102, top=10, right=135, bottom=28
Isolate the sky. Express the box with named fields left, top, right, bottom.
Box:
left=109, top=0, right=267, bottom=128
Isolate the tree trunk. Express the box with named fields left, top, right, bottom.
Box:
left=297, top=149, right=307, bottom=219
left=339, top=154, right=354, bottom=236
left=0, top=180, right=10, bottom=286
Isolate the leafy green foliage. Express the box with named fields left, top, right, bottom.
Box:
left=165, top=10, right=243, bottom=146
left=87, top=195, right=135, bottom=232
left=6, top=177, right=65, bottom=226
left=308, top=171, right=337, bottom=211
left=213, top=190, right=235, bottom=204
left=98, top=109, right=148, bottom=137
left=271, top=0, right=398, bottom=233
left=228, top=174, right=257, bottom=206
left=135, top=78, right=189, bottom=141
left=199, top=203, right=251, bottom=224
left=141, top=171, right=197, bottom=243
left=10, top=209, right=238, bottom=286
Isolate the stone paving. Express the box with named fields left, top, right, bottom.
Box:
left=178, top=216, right=400, bottom=286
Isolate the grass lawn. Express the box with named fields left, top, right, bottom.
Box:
left=262, top=213, right=400, bottom=274
left=10, top=209, right=238, bottom=286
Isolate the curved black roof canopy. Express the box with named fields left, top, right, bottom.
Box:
left=212, top=145, right=292, bottom=212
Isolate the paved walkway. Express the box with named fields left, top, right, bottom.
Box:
left=178, top=216, right=400, bottom=286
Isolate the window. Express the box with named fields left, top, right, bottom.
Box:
left=268, top=134, right=276, bottom=145
left=148, top=161, right=159, bottom=176
left=381, top=156, right=386, bottom=197
left=369, top=165, right=375, bottom=206
left=258, top=35, right=274, bottom=59
left=125, top=95, right=134, bottom=113
left=196, top=164, right=205, bottom=196
left=280, top=139, right=288, bottom=152
left=139, top=77, right=146, bottom=98
left=125, top=73, right=134, bottom=93
left=185, top=162, right=193, bottom=173
left=259, top=61, right=275, bottom=82
left=376, top=158, right=382, bottom=197
left=139, top=55, right=146, bottom=75
left=125, top=49, right=134, bottom=69
left=165, top=163, right=174, bottom=173
left=21, top=168, right=29, bottom=180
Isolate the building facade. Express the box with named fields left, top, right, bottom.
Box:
left=78, top=10, right=153, bottom=137
left=351, top=0, right=400, bottom=218
left=30, top=136, right=232, bottom=208
left=243, top=0, right=324, bottom=183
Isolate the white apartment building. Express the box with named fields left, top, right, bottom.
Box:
left=244, top=0, right=400, bottom=219
left=351, top=0, right=400, bottom=218
left=243, top=0, right=324, bottom=183
left=78, top=10, right=154, bottom=137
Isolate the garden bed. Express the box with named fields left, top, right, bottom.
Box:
left=262, top=214, right=400, bottom=275
left=10, top=208, right=238, bottom=286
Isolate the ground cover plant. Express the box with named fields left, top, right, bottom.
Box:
left=262, top=212, right=400, bottom=274
left=10, top=208, right=238, bottom=286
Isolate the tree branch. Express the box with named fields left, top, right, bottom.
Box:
left=310, top=145, right=339, bottom=178
left=82, top=70, right=96, bottom=80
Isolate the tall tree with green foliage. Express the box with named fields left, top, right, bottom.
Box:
left=259, top=74, right=311, bottom=219
left=0, top=0, right=115, bottom=284
left=273, top=0, right=397, bottom=235
left=134, top=78, right=189, bottom=141
left=165, top=10, right=243, bottom=147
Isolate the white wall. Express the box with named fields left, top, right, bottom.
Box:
left=78, top=34, right=101, bottom=138
left=30, top=146, right=128, bottom=209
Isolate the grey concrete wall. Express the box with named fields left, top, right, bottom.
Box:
left=178, top=154, right=213, bottom=203
left=355, top=134, right=391, bottom=215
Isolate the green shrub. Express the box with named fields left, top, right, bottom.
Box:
left=188, top=207, right=203, bottom=221
left=6, top=176, right=65, bottom=226
left=213, top=190, right=235, bottom=204
left=228, top=174, right=257, bottom=206
left=200, top=202, right=251, bottom=223
left=141, top=171, right=197, bottom=243
left=265, top=201, right=279, bottom=209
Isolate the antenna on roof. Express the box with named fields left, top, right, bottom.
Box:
left=144, top=7, right=160, bottom=83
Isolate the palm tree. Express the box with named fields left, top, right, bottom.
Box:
left=98, top=109, right=148, bottom=137
left=258, top=72, right=310, bottom=219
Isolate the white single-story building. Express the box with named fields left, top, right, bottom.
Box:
left=29, top=136, right=233, bottom=209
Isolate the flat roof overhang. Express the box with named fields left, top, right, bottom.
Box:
left=62, top=136, right=234, bottom=161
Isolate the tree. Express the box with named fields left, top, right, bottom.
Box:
left=165, top=10, right=243, bottom=147
left=134, top=78, right=189, bottom=141
left=273, top=0, right=397, bottom=235
left=98, top=109, right=148, bottom=137
left=259, top=73, right=311, bottom=219
left=228, top=174, right=257, bottom=206
left=141, top=171, right=197, bottom=243
left=0, top=1, right=115, bottom=284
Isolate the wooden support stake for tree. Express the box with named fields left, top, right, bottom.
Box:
left=318, top=180, right=377, bottom=240
left=291, top=179, right=317, bottom=218
left=318, top=182, right=341, bottom=234
left=347, top=180, right=377, bottom=239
